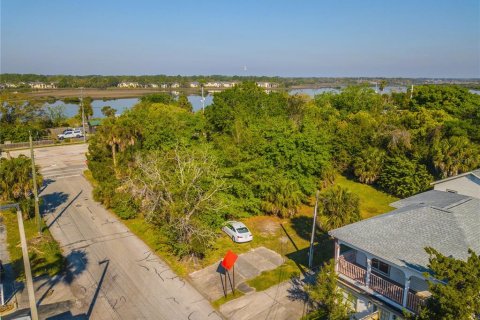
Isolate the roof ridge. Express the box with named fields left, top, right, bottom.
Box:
left=429, top=206, right=452, bottom=213
left=443, top=198, right=472, bottom=210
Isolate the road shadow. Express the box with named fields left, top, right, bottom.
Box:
left=37, top=250, right=89, bottom=307
left=43, top=190, right=83, bottom=229
left=40, top=178, right=56, bottom=193
left=86, top=259, right=109, bottom=319
left=41, top=192, right=69, bottom=215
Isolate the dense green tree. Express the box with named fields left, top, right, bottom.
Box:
left=319, top=186, right=360, bottom=231
left=101, top=106, right=117, bottom=118
left=305, top=260, right=352, bottom=320
left=45, top=104, right=67, bottom=127
left=0, top=155, right=43, bottom=216
left=378, top=156, right=432, bottom=197
left=78, top=97, right=94, bottom=120
left=177, top=93, right=193, bottom=112
left=410, top=248, right=480, bottom=320
left=352, top=147, right=385, bottom=184
left=432, top=136, right=480, bottom=178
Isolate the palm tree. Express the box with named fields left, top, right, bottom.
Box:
left=320, top=186, right=360, bottom=231
left=0, top=155, right=42, bottom=202
left=432, top=136, right=480, bottom=178
left=353, top=147, right=385, bottom=184
left=261, top=178, right=303, bottom=218
left=100, top=117, right=139, bottom=174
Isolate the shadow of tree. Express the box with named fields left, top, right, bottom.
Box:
left=40, top=178, right=56, bottom=193
left=37, top=250, right=89, bottom=306
left=290, top=215, right=323, bottom=242
left=40, top=192, right=69, bottom=215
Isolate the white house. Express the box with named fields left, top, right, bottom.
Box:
left=431, top=169, right=480, bottom=198
left=117, top=81, right=142, bottom=88
left=256, top=81, right=278, bottom=88
left=221, top=82, right=237, bottom=88
left=29, top=82, right=56, bottom=89
left=149, top=83, right=159, bottom=88
left=160, top=83, right=169, bottom=88
left=190, top=82, right=200, bottom=88
left=171, top=82, right=180, bottom=88
left=329, top=190, right=480, bottom=320
left=205, top=82, right=222, bottom=88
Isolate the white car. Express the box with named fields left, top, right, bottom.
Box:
left=57, top=129, right=83, bottom=139
left=222, top=221, right=253, bottom=243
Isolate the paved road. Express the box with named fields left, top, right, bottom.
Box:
left=9, top=144, right=221, bottom=320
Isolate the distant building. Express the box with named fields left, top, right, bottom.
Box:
left=221, top=82, right=236, bottom=88
left=160, top=83, right=169, bottom=88
left=190, top=81, right=200, bottom=88
left=256, top=82, right=277, bottom=88
left=171, top=82, right=180, bottom=88
left=149, top=83, right=159, bottom=88
left=205, top=82, right=222, bottom=88
left=118, top=81, right=142, bottom=88
left=29, top=82, right=57, bottom=89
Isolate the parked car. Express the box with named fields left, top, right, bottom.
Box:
left=57, top=128, right=83, bottom=139
left=222, top=221, right=253, bottom=243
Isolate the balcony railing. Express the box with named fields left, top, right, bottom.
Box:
left=338, top=258, right=366, bottom=285
left=407, top=291, right=427, bottom=313
left=369, top=273, right=404, bottom=305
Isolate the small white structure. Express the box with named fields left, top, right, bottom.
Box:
left=190, top=82, right=200, bottom=88
left=149, top=83, right=159, bottom=88
left=431, top=169, right=480, bottom=198
left=171, top=82, right=180, bottom=88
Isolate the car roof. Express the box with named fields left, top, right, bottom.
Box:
left=226, top=221, right=248, bottom=229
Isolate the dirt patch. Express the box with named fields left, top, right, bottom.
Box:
left=248, top=216, right=281, bottom=236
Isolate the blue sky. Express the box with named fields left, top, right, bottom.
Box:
left=1, top=0, right=479, bottom=77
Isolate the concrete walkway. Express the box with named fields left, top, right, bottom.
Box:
left=220, top=278, right=310, bottom=320
left=189, top=247, right=284, bottom=301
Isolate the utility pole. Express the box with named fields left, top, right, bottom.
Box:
left=201, top=85, right=205, bottom=114
left=81, top=87, right=86, bottom=143
left=308, top=190, right=320, bottom=269
left=29, top=133, right=42, bottom=234
left=0, top=204, right=38, bottom=320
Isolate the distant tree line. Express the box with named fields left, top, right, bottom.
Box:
left=2, top=73, right=477, bottom=89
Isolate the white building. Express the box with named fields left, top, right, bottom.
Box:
left=171, top=82, right=180, bottom=88
left=329, top=188, right=480, bottom=319
left=190, top=82, right=200, bottom=88
left=29, top=82, right=57, bottom=89
left=117, top=81, right=142, bottom=88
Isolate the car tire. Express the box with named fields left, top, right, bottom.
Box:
left=232, top=236, right=236, bottom=243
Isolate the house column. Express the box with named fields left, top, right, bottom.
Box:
left=365, top=256, right=372, bottom=288
left=334, top=239, right=340, bottom=273
left=403, top=276, right=411, bottom=308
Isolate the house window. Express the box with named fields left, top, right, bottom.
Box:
left=372, top=258, right=390, bottom=275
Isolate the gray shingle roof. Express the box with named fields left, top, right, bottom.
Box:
left=329, top=191, right=480, bottom=273
left=431, top=168, right=480, bottom=185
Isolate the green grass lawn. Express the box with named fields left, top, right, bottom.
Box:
left=1, top=209, right=64, bottom=280
left=334, top=175, right=398, bottom=219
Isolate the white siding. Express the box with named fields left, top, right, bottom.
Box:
left=433, top=175, right=480, bottom=198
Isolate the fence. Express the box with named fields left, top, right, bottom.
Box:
left=0, top=137, right=87, bottom=151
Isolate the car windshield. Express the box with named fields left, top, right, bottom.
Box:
left=236, top=227, right=249, bottom=233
